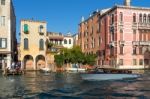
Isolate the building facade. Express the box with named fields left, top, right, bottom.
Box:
left=0, top=0, right=16, bottom=69
left=63, top=32, right=74, bottom=49
left=20, top=20, right=47, bottom=70
left=78, top=0, right=150, bottom=69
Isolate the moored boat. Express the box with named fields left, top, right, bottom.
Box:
left=80, top=68, right=141, bottom=81
left=40, top=67, right=51, bottom=73
left=80, top=73, right=140, bottom=81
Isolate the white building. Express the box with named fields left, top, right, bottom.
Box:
left=63, top=32, right=74, bottom=49
left=0, top=0, right=16, bottom=69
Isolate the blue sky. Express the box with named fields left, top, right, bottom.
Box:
left=13, top=0, right=149, bottom=41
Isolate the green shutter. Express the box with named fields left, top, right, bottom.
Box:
left=24, top=24, right=28, bottom=33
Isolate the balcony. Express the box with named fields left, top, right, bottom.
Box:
left=138, top=23, right=150, bottom=30
left=132, top=22, right=137, bottom=29
left=39, top=32, right=44, bottom=35
left=109, top=41, right=115, bottom=48
left=24, top=30, right=29, bottom=34
left=133, top=41, right=150, bottom=46
left=118, top=22, right=123, bottom=26
left=119, top=41, right=125, bottom=46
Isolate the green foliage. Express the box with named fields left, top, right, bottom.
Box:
left=54, top=54, right=64, bottom=68
left=84, top=54, right=97, bottom=66
left=54, top=45, right=97, bottom=67
left=47, top=42, right=54, bottom=48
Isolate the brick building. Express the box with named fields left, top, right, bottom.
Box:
left=78, top=0, right=150, bottom=69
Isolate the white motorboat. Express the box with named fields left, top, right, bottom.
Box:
left=40, top=67, right=51, bottom=73
left=80, top=73, right=140, bottom=81
left=67, top=68, right=86, bottom=73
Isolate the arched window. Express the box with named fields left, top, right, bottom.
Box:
left=39, top=39, right=44, bottom=50
left=64, top=39, right=67, bottom=44
left=39, top=25, right=44, bottom=33
left=120, top=12, right=123, bottom=22
left=24, top=24, right=29, bottom=33
left=24, top=38, right=28, bottom=50
left=139, top=14, right=142, bottom=23
left=148, top=14, right=150, bottom=23
left=133, top=13, right=136, bottom=23
left=69, top=39, right=71, bottom=44
left=143, top=14, right=147, bottom=23
left=111, top=14, right=114, bottom=24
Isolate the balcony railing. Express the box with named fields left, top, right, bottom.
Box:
left=133, top=41, right=150, bottom=46
left=119, top=41, right=125, bottom=46
left=138, top=23, right=150, bottom=30
left=132, top=22, right=138, bottom=29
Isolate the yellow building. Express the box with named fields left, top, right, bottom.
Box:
left=20, top=20, right=47, bottom=70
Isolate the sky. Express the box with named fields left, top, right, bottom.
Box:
left=13, top=0, right=149, bottom=41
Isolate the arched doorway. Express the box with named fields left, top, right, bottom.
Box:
left=144, top=48, right=150, bottom=68
left=24, top=55, right=34, bottom=70
left=36, top=55, right=45, bottom=70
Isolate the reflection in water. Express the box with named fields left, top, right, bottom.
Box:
left=0, top=71, right=150, bottom=99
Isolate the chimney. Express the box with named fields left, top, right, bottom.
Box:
left=124, top=0, right=131, bottom=6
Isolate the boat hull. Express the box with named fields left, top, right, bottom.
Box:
left=80, top=73, right=140, bottom=81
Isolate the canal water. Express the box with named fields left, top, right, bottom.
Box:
left=0, top=71, right=150, bottom=99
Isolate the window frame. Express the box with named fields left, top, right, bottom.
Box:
left=0, top=38, right=7, bottom=49
left=39, top=39, right=44, bottom=50
left=1, top=0, right=5, bottom=5
left=24, top=38, right=29, bottom=50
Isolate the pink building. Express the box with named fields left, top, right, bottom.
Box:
left=78, top=0, right=150, bottom=69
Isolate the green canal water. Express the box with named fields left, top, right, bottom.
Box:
left=0, top=71, right=150, bottom=99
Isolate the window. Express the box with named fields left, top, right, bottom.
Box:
left=143, top=14, right=147, bottom=23
left=139, top=14, right=142, bottom=23
left=139, top=47, right=143, bottom=55
left=120, top=12, right=123, bottom=22
left=1, top=0, right=5, bottom=5
left=98, top=37, right=101, bottom=46
left=133, top=47, right=137, bottom=55
left=148, top=14, right=150, bottom=23
left=24, top=24, right=29, bottom=33
left=59, top=41, right=62, bottom=45
left=24, top=38, right=28, bottom=50
left=69, top=39, right=71, bottom=44
left=0, top=38, right=7, bottom=48
left=143, top=33, right=146, bottom=41
left=119, top=59, right=123, bottom=65
left=133, top=59, right=137, bottom=65
left=139, top=59, right=143, bottom=65
left=139, top=32, right=142, bottom=41
left=111, top=14, right=114, bottom=24
left=64, top=39, right=67, bottom=44
left=39, top=25, right=44, bottom=33
left=133, top=13, right=136, bottom=23
left=120, top=29, right=123, bottom=41
left=120, top=46, right=123, bottom=55
left=0, top=16, right=5, bottom=26
left=39, top=39, right=44, bottom=50
left=133, top=30, right=136, bottom=41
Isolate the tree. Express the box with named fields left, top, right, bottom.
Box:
left=54, top=54, right=64, bottom=68
left=54, top=46, right=97, bottom=68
